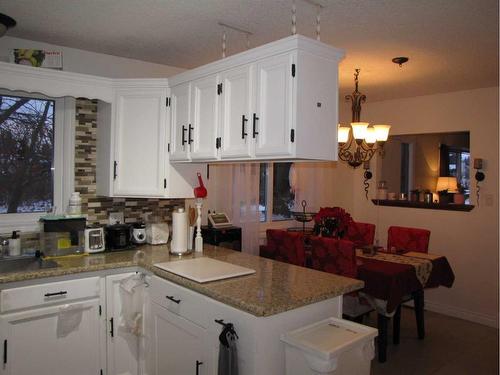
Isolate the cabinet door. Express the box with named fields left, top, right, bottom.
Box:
left=170, top=83, right=191, bottom=161
left=106, top=273, right=141, bottom=375
left=190, top=75, right=219, bottom=160
left=113, top=88, right=167, bottom=197
left=0, top=300, right=101, bottom=375
left=254, top=53, right=295, bottom=158
left=219, top=65, right=254, bottom=159
left=151, top=302, right=209, bottom=375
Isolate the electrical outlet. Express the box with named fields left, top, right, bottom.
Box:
left=108, top=212, right=124, bottom=225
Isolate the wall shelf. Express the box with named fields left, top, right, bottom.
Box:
left=371, top=199, right=474, bottom=212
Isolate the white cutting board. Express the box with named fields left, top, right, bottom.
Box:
left=154, top=257, right=255, bottom=283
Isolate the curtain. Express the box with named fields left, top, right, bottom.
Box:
left=291, top=162, right=337, bottom=212
left=207, top=163, right=260, bottom=255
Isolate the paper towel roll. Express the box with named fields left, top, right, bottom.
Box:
left=171, top=208, right=188, bottom=254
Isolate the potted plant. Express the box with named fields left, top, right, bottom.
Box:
left=313, top=207, right=353, bottom=238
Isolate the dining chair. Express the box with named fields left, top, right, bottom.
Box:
left=260, top=229, right=306, bottom=267
left=310, top=236, right=373, bottom=321
left=387, top=226, right=430, bottom=253
left=387, top=226, right=430, bottom=346
left=345, top=221, right=376, bottom=248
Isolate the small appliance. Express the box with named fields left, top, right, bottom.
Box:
left=84, top=226, right=105, bottom=253
left=132, top=222, right=147, bottom=244
left=105, top=223, right=132, bottom=251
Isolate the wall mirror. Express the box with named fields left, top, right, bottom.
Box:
left=376, top=131, right=472, bottom=210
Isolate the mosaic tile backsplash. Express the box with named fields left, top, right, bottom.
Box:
left=3, top=99, right=184, bottom=253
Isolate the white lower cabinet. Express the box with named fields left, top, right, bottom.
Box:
left=106, top=273, right=142, bottom=375
left=150, top=302, right=209, bottom=375
left=0, top=278, right=103, bottom=375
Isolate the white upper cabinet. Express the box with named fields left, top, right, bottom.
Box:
left=253, top=53, right=294, bottom=158
left=96, top=81, right=205, bottom=198
left=219, top=64, right=254, bottom=159
left=113, top=87, right=167, bottom=197
left=167, top=35, right=344, bottom=163
left=190, top=74, right=220, bottom=160
left=170, top=82, right=191, bottom=162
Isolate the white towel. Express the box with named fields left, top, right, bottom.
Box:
left=119, top=274, right=146, bottom=336
left=57, top=304, right=84, bottom=338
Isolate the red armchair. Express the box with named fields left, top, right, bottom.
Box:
left=260, top=229, right=306, bottom=267
left=345, top=221, right=376, bottom=248
left=387, top=226, right=430, bottom=253
left=310, top=236, right=373, bottom=321
left=309, top=236, right=357, bottom=278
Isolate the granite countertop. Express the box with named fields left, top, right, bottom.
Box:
left=0, top=245, right=363, bottom=317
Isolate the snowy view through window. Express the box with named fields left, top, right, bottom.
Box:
left=0, top=94, right=54, bottom=213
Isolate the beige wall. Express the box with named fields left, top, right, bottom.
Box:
left=338, top=87, right=498, bottom=327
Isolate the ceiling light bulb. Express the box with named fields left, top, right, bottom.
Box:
left=365, top=126, right=377, bottom=144
left=373, top=124, right=391, bottom=142
left=337, top=125, right=350, bottom=143
left=351, top=122, right=369, bottom=140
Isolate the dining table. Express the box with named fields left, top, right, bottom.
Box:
left=354, top=249, right=455, bottom=363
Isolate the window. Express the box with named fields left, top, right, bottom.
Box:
left=0, top=91, right=75, bottom=231
left=0, top=95, right=55, bottom=213
left=448, top=148, right=470, bottom=201
left=259, top=162, right=295, bottom=223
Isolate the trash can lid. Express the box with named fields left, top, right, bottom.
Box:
left=281, top=317, right=378, bottom=361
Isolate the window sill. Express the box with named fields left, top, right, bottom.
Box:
left=371, top=199, right=475, bottom=212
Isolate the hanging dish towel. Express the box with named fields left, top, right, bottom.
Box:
left=57, top=304, right=84, bottom=338
left=218, top=324, right=239, bottom=375
left=119, top=274, right=146, bottom=336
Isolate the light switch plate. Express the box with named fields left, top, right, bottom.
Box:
left=109, top=212, right=124, bottom=225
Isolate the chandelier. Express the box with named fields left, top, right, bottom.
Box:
left=338, top=69, right=391, bottom=168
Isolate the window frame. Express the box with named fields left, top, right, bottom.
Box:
left=0, top=91, right=75, bottom=232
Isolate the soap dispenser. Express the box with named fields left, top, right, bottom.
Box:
left=9, top=231, right=21, bottom=256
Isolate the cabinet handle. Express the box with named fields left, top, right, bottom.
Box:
left=113, top=161, right=118, bottom=180
left=166, top=295, right=181, bottom=304
left=252, top=113, right=259, bottom=138
left=188, top=124, right=194, bottom=144
left=182, top=125, right=187, bottom=146
left=44, top=291, right=67, bottom=297
left=241, top=115, right=248, bottom=139
left=110, top=318, right=114, bottom=337
left=196, top=360, right=203, bottom=375
left=3, top=340, right=6, bottom=365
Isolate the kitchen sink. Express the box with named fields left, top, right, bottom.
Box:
left=0, top=256, right=58, bottom=274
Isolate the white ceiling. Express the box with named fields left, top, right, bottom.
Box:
left=0, top=0, right=498, bottom=101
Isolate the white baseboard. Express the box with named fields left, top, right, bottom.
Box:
left=424, top=300, right=498, bottom=329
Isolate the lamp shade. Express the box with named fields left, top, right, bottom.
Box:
left=373, top=124, right=391, bottom=142
left=337, top=125, right=350, bottom=143
left=351, top=122, right=369, bottom=140
left=365, top=126, right=377, bottom=144
left=436, top=176, right=458, bottom=193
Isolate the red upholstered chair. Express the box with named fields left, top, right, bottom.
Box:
left=387, top=226, right=430, bottom=253
left=310, top=236, right=357, bottom=278
left=345, top=222, right=376, bottom=248
left=260, top=229, right=306, bottom=267
left=310, top=236, right=373, bottom=321
left=387, top=226, right=431, bottom=346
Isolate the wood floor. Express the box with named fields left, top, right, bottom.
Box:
left=367, top=307, right=498, bottom=375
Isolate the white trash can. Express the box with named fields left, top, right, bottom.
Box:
left=281, top=317, right=378, bottom=375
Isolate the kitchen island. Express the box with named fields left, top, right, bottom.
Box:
left=0, top=245, right=363, bottom=375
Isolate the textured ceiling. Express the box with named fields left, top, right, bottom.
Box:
left=0, top=0, right=498, bottom=101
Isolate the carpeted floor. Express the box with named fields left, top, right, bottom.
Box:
left=367, top=307, right=499, bottom=375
